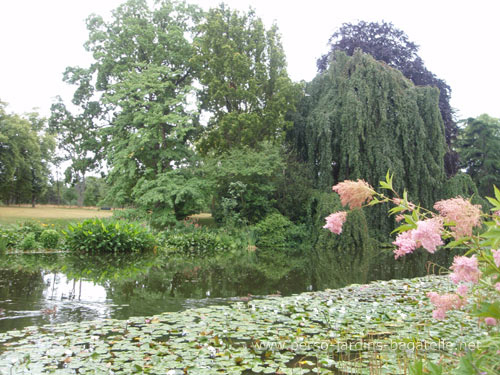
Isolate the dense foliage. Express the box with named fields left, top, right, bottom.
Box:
left=316, top=21, right=458, bottom=175
left=204, top=142, right=285, bottom=225
left=64, top=218, right=157, bottom=254
left=192, top=5, right=299, bottom=154
left=54, top=0, right=206, bottom=223
left=39, top=229, right=60, bottom=249
left=457, top=114, right=500, bottom=197
left=291, top=50, right=447, bottom=237
left=163, top=228, right=236, bottom=258
left=254, top=212, right=307, bottom=255
left=0, top=102, right=55, bottom=206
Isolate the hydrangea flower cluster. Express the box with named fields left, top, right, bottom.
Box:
left=433, top=197, right=482, bottom=239
left=324, top=176, right=500, bottom=328
left=392, top=218, right=444, bottom=258
left=331, top=179, right=374, bottom=209
left=449, top=255, right=481, bottom=285
left=427, top=292, right=466, bottom=320
left=323, top=211, right=347, bottom=235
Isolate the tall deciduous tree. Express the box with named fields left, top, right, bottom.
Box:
left=317, top=21, right=458, bottom=175
left=49, top=94, right=102, bottom=207
left=192, top=5, right=300, bottom=154
left=457, top=114, right=500, bottom=197
left=0, top=102, right=55, bottom=206
left=61, top=0, right=206, bottom=224
left=291, top=51, right=447, bottom=237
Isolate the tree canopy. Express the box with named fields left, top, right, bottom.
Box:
left=317, top=21, right=458, bottom=175
left=457, top=114, right=500, bottom=197
left=57, top=0, right=206, bottom=224
left=291, top=50, right=447, bottom=236
left=0, top=102, right=55, bottom=206
left=192, top=5, right=300, bottom=154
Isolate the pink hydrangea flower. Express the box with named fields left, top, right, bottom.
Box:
left=393, top=218, right=443, bottom=258
left=485, top=317, right=497, bottom=326
left=495, top=283, right=500, bottom=292
left=393, top=230, right=417, bottom=258
left=332, top=179, right=374, bottom=209
left=456, top=284, right=469, bottom=296
left=412, top=218, right=444, bottom=253
left=323, top=211, right=348, bottom=235
left=492, top=249, right=500, bottom=268
left=432, top=309, right=446, bottom=320
left=427, top=291, right=466, bottom=320
left=450, top=255, right=481, bottom=284
left=395, top=214, right=405, bottom=223
left=433, top=197, right=482, bottom=239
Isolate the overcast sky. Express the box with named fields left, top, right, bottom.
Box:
left=1, top=0, right=499, bottom=120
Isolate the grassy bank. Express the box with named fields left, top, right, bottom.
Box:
left=0, top=206, right=113, bottom=225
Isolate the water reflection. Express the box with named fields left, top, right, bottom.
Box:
left=0, top=252, right=302, bottom=333
left=0, top=247, right=458, bottom=333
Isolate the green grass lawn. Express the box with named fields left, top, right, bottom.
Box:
left=0, top=206, right=113, bottom=226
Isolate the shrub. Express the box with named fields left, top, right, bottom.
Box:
left=163, top=228, right=236, bottom=258
left=20, top=233, right=39, bottom=251
left=64, top=219, right=157, bottom=254
left=0, top=227, right=22, bottom=249
left=254, top=212, right=308, bottom=255
left=19, top=221, right=44, bottom=241
left=0, top=235, right=7, bottom=253
left=40, top=229, right=60, bottom=249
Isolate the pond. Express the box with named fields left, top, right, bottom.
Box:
left=0, top=248, right=460, bottom=333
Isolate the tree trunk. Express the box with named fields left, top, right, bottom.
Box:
left=76, top=174, right=86, bottom=207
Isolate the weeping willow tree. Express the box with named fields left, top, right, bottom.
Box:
left=291, top=50, right=447, bottom=238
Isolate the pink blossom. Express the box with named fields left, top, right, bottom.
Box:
left=427, top=291, right=466, bottom=319
left=485, top=317, right=497, bottom=326
left=395, top=214, right=405, bottom=223
left=433, top=197, right=482, bottom=239
left=492, top=249, right=500, bottom=268
left=456, top=284, right=468, bottom=296
left=412, top=218, right=444, bottom=253
left=450, top=255, right=481, bottom=285
left=495, top=283, right=500, bottom=292
left=323, top=211, right=348, bottom=235
left=432, top=309, right=446, bottom=320
left=393, top=230, right=417, bottom=259
left=393, top=218, right=443, bottom=258
left=332, top=180, right=375, bottom=209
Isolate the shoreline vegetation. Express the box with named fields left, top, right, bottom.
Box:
left=0, top=275, right=488, bottom=374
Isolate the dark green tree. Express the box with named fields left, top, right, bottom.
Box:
left=317, top=21, right=458, bottom=175
left=204, top=142, right=284, bottom=225
left=291, top=51, right=447, bottom=237
left=192, top=5, right=300, bottom=154
left=457, top=114, right=500, bottom=197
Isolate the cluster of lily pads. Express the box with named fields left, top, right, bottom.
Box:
left=0, top=276, right=489, bottom=374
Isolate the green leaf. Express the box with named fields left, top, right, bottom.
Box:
left=444, top=237, right=469, bottom=248
left=472, top=301, right=500, bottom=319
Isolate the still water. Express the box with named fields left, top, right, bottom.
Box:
left=0, top=248, right=456, bottom=333
left=0, top=252, right=310, bottom=332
